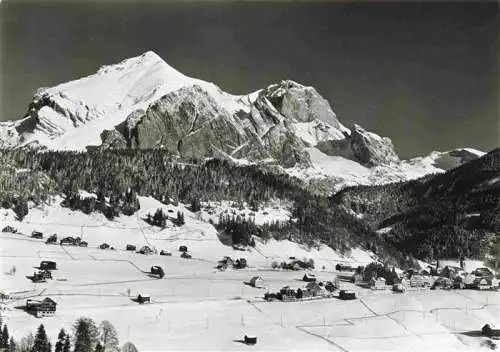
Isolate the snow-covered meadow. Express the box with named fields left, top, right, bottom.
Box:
left=0, top=198, right=498, bottom=351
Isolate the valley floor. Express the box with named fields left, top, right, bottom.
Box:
left=1, top=233, right=499, bottom=352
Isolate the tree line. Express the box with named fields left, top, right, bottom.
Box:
left=0, top=148, right=442, bottom=268
left=0, top=317, right=138, bottom=352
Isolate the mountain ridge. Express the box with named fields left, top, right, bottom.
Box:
left=0, top=51, right=485, bottom=192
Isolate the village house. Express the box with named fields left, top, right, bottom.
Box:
left=473, top=267, right=494, bottom=278
left=432, top=277, right=452, bottom=290
left=45, top=234, right=57, bottom=244
left=217, top=256, right=234, bottom=270
left=279, top=286, right=296, bottom=301
left=393, top=283, right=405, bottom=293
left=0, top=290, right=10, bottom=301
left=352, top=273, right=364, bottom=285
left=150, top=266, right=165, bottom=278
left=325, top=281, right=336, bottom=292
left=126, top=244, right=136, bottom=251
left=264, top=292, right=278, bottom=301
left=452, top=276, right=466, bottom=289
left=31, top=270, right=53, bottom=282
left=248, top=276, right=264, bottom=288
left=409, top=274, right=431, bottom=288
left=370, top=277, right=387, bottom=290
left=136, top=294, right=151, bottom=304
left=302, top=273, right=316, bottom=282
left=61, top=237, right=77, bottom=246
left=473, top=278, right=492, bottom=290
left=440, top=266, right=464, bottom=279
left=339, top=290, right=356, bottom=300
left=220, top=256, right=234, bottom=266
left=39, top=261, right=56, bottom=270
left=137, top=246, right=153, bottom=255
left=244, top=335, right=257, bottom=345
left=304, top=282, right=323, bottom=297
left=31, top=231, right=43, bottom=239
left=463, top=274, right=477, bottom=289
left=234, top=258, right=247, bottom=269
left=2, top=226, right=17, bottom=233
left=26, top=297, right=57, bottom=318
left=181, top=252, right=192, bottom=259
left=336, top=264, right=355, bottom=272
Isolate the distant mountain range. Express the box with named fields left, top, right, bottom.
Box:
left=0, top=51, right=486, bottom=192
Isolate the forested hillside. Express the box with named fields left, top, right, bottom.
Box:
left=2, top=148, right=497, bottom=267
left=331, top=148, right=500, bottom=261
left=0, top=149, right=411, bottom=266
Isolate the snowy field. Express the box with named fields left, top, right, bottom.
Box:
left=0, top=199, right=499, bottom=351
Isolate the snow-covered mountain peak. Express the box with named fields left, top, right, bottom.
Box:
left=1, top=51, right=250, bottom=150
left=0, top=51, right=487, bottom=194
left=96, top=50, right=165, bottom=75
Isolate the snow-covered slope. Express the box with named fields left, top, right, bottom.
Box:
left=0, top=196, right=375, bottom=269
left=1, top=203, right=497, bottom=352
left=409, top=148, right=486, bottom=171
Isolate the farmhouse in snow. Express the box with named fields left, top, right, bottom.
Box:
left=473, top=278, right=493, bottom=290
left=39, top=261, right=57, bottom=270
left=244, top=335, right=257, bottom=345
left=370, top=277, right=387, bottom=290
left=26, top=298, right=57, bottom=317
left=249, top=276, right=264, bottom=288
left=31, top=270, right=53, bottom=282
left=31, top=231, right=43, bottom=239
left=136, top=294, right=151, bottom=304
left=302, top=273, right=316, bottom=282
left=339, top=290, right=356, bottom=300
left=304, top=282, right=323, bottom=297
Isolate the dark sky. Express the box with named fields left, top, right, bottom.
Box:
left=1, top=0, right=498, bottom=158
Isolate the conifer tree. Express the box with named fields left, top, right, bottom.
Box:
left=8, top=336, right=15, bottom=352
left=2, top=324, right=9, bottom=349
left=0, top=324, right=3, bottom=350
left=94, top=342, right=103, bottom=352
left=120, top=342, right=138, bottom=352
left=63, top=336, right=70, bottom=352
left=55, top=329, right=67, bottom=352
left=32, top=324, right=51, bottom=352
left=73, top=317, right=98, bottom=352
left=175, top=211, right=185, bottom=226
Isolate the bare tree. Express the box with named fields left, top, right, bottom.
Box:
left=99, top=321, right=119, bottom=352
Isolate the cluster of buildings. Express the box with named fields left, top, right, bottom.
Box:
left=217, top=256, right=247, bottom=270
left=23, top=261, right=59, bottom=318
left=264, top=272, right=346, bottom=302
left=272, top=257, right=315, bottom=271
left=352, top=263, right=499, bottom=292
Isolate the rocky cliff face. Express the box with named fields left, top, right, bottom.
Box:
left=317, top=124, right=399, bottom=167
left=99, top=79, right=343, bottom=168
left=106, top=85, right=249, bottom=159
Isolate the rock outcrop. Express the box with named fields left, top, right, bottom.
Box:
left=317, top=124, right=399, bottom=167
